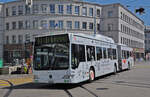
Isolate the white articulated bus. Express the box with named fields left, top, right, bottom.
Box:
left=117, top=44, right=134, bottom=71
left=33, top=33, right=118, bottom=84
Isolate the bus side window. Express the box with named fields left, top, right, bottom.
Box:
left=79, top=45, right=85, bottom=62
left=86, top=46, right=95, bottom=61
left=96, top=47, right=102, bottom=60
left=103, top=48, right=107, bottom=59
left=71, top=44, right=85, bottom=69
left=124, top=50, right=127, bottom=59
left=108, top=48, right=112, bottom=59
left=112, top=49, right=117, bottom=59
left=127, top=51, right=130, bottom=58
left=71, top=44, right=79, bottom=69
left=122, top=50, right=124, bottom=59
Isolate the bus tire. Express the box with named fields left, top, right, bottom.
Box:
left=89, top=68, right=95, bottom=82
left=114, top=64, right=117, bottom=74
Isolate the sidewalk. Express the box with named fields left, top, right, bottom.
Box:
left=0, top=74, right=33, bottom=80
left=0, top=74, right=33, bottom=87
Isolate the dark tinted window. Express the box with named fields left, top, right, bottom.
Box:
left=96, top=47, right=102, bottom=60
left=108, top=48, right=112, bottom=59
left=112, top=49, right=117, bottom=59
left=103, top=48, right=107, bottom=59
left=86, top=46, right=95, bottom=61
left=72, top=44, right=85, bottom=69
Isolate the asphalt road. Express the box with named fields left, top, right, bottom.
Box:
left=0, top=61, right=150, bottom=97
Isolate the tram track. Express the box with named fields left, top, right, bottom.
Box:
left=63, top=83, right=99, bottom=97
left=0, top=79, right=13, bottom=97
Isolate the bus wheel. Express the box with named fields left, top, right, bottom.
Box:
left=89, top=69, right=95, bottom=82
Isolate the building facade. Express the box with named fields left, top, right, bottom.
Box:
left=3, top=0, right=102, bottom=65
left=0, top=0, right=145, bottom=65
left=100, top=4, right=145, bottom=61
left=145, top=26, right=150, bottom=53
left=0, top=3, right=4, bottom=66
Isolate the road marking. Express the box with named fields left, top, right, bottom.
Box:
left=0, top=76, right=33, bottom=87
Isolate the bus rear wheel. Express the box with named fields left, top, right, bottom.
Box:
left=89, top=69, right=95, bottom=82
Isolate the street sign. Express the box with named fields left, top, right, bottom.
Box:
left=0, top=59, right=3, bottom=68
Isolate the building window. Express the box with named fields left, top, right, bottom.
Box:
left=18, top=21, right=23, bottom=29
left=49, top=20, right=55, bottom=29
left=89, top=23, right=93, bottom=30
left=89, top=8, right=93, bottom=16
left=108, top=24, right=113, bottom=31
left=67, top=21, right=72, bottom=29
left=82, top=7, right=87, bottom=16
left=40, top=20, right=47, bottom=29
left=6, top=8, right=9, bottom=16
left=50, top=4, right=55, bottom=13
left=58, top=20, right=63, bottom=29
left=67, top=5, right=72, bottom=14
left=82, top=22, right=87, bottom=29
left=120, top=12, right=123, bottom=19
left=12, top=35, right=16, bottom=44
left=75, top=21, right=80, bottom=29
left=33, top=4, right=39, bottom=14
left=12, top=22, right=16, bottom=30
left=6, top=23, right=9, bottom=30
left=97, top=9, right=100, bottom=17
left=41, top=4, right=47, bottom=13
left=6, top=36, right=9, bottom=44
left=33, top=20, right=38, bottom=29
left=121, top=24, right=123, bottom=32
left=58, top=5, right=63, bottom=14
left=121, top=37, right=123, bottom=44
left=108, top=11, right=113, bottom=17
left=18, top=5, right=23, bottom=15
left=25, top=20, right=30, bottom=29
left=18, top=35, right=23, bottom=44
left=25, top=5, right=31, bottom=14
left=12, top=6, right=16, bottom=16
left=75, top=6, right=80, bottom=15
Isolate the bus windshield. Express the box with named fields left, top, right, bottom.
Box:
left=33, top=43, right=69, bottom=70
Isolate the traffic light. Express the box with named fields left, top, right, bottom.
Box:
left=135, top=8, right=145, bottom=14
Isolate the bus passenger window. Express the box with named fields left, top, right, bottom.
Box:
left=112, top=49, right=117, bottom=59
left=96, top=47, right=102, bottom=60
left=124, top=50, right=127, bottom=59
left=86, top=46, right=95, bottom=61
left=108, top=48, right=112, bottom=59
left=79, top=45, right=85, bottom=62
left=71, top=44, right=79, bottom=69
left=127, top=51, right=130, bottom=58
left=122, top=50, right=124, bottom=59
left=71, top=44, right=85, bottom=69
left=103, top=48, right=107, bottom=59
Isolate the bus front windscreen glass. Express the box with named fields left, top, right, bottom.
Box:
left=34, top=36, right=69, bottom=70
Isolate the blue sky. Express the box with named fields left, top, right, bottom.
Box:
left=0, top=0, right=150, bottom=25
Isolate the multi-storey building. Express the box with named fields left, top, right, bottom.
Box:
left=145, top=26, right=150, bottom=53
left=100, top=3, right=145, bottom=61
left=0, top=0, right=145, bottom=65
left=2, top=0, right=102, bottom=65
left=0, top=3, right=4, bottom=66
